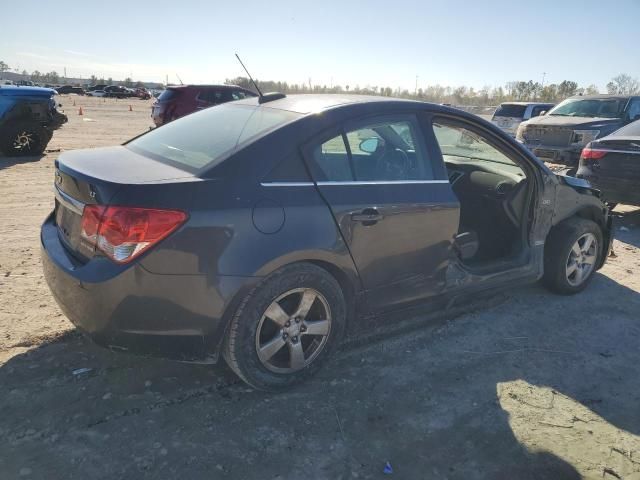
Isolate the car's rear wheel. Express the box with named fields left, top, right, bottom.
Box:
left=222, top=263, right=346, bottom=391
left=543, top=218, right=602, bottom=294
left=0, top=122, right=49, bottom=157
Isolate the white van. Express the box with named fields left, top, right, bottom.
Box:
left=491, top=102, right=555, bottom=136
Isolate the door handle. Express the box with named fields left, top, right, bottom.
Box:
left=351, top=208, right=383, bottom=224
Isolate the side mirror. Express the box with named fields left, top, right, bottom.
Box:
left=539, top=110, right=547, bottom=116
left=359, top=137, right=380, bottom=154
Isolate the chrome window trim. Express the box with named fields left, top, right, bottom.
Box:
left=260, top=180, right=450, bottom=187
left=316, top=180, right=450, bottom=186
left=260, top=182, right=315, bottom=187
left=589, top=148, right=640, bottom=155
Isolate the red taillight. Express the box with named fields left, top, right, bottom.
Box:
left=80, top=205, right=187, bottom=264
left=580, top=147, right=607, bottom=160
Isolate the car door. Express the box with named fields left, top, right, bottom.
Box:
left=303, top=114, right=459, bottom=312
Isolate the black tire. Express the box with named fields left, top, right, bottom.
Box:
left=543, top=217, right=603, bottom=295
left=222, top=263, right=346, bottom=391
left=0, top=122, right=49, bottom=157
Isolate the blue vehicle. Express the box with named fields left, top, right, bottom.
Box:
left=0, top=86, right=67, bottom=156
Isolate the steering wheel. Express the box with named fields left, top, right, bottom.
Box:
left=376, top=147, right=410, bottom=180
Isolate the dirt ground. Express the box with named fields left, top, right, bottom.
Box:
left=1, top=95, right=640, bottom=480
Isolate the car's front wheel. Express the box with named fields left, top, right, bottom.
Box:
left=543, top=218, right=602, bottom=294
left=0, top=122, right=49, bottom=157
left=222, top=263, right=346, bottom=390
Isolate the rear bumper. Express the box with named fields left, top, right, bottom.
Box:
left=41, top=213, right=258, bottom=362
left=577, top=170, right=640, bottom=206
left=524, top=144, right=582, bottom=166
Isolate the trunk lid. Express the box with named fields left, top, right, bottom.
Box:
left=592, top=138, right=640, bottom=176
left=53, top=146, right=197, bottom=261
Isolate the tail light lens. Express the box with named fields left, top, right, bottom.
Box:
left=80, top=206, right=187, bottom=263
left=580, top=147, right=607, bottom=160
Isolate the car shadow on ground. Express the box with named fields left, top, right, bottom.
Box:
left=612, top=206, right=640, bottom=249
left=1, top=273, right=639, bottom=479
left=0, top=153, right=46, bottom=170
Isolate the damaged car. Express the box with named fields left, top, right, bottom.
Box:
left=516, top=94, right=640, bottom=172
left=0, top=85, right=68, bottom=156
left=41, top=94, right=612, bottom=390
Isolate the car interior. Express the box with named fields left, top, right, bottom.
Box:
left=313, top=121, right=430, bottom=182
left=432, top=121, right=529, bottom=266
left=312, top=119, right=530, bottom=268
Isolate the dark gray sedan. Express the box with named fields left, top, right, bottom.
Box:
left=41, top=94, right=613, bottom=390
left=578, top=119, right=640, bottom=207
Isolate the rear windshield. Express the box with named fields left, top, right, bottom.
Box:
left=127, top=103, right=301, bottom=171
left=548, top=98, right=626, bottom=119
left=494, top=104, right=527, bottom=118
left=158, top=89, right=179, bottom=102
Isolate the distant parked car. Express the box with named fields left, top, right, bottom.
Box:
left=134, top=87, right=152, bottom=100
left=55, top=85, right=85, bottom=95
left=151, top=84, right=257, bottom=127
left=86, top=90, right=106, bottom=97
left=0, top=86, right=67, bottom=156
left=577, top=119, right=640, bottom=207
left=87, top=84, right=108, bottom=92
left=491, top=102, right=554, bottom=136
left=104, top=85, right=136, bottom=99
left=516, top=95, right=640, bottom=169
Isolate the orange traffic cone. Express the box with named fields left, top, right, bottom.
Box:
left=78, top=106, right=83, bottom=115
left=129, top=105, right=132, bottom=112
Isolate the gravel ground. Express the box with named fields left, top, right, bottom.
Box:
left=1, top=96, right=639, bottom=479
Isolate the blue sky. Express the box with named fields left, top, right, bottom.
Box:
left=2, top=0, right=638, bottom=91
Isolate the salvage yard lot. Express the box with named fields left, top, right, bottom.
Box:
left=1, top=96, right=640, bottom=479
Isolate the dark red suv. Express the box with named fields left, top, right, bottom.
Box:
left=151, top=84, right=257, bottom=127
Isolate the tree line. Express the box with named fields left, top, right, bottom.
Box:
left=225, top=73, right=639, bottom=106
left=1, top=59, right=637, bottom=105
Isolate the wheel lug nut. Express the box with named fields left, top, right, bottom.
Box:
left=292, top=336, right=298, bottom=343
left=282, top=333, right=288, bottom=339
left=295, top=317, right=301, bottom=323
left=285, top=320, right=291, bottom=327
left=301, top=325, right=307, bottom=332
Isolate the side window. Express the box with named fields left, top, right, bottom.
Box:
left=311, top=118, right=433, bottom=182
left=264, top=151, right=311, bottom=182
left=627, top=98, right=640, bottom=121
left=312, top=135, right=353, bottom=182
left=197, top=90, right=213, bottom=103
left=531, top=106, right=546, bottom=118
left=232, top=90, right=249, bottom=100
left=432, top=121, right=523, bottom=173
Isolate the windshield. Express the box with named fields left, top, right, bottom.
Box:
left=127, top=103, right=301, bottom=171
left=493, top=104, right=527, bottom=118
left=548, top=98, right=626, bottom=118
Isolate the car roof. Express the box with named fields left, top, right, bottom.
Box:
left=233, top=93, right=422, bottom=114
left=500, top=101, right=554, bottom=106
left=567, top=94, right=634, bottom=100
left=0, top=85, right=56, bottom=97
left=168, top=84, right=252, bottom=91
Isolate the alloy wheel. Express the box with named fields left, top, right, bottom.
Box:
left=566, top=233, right=598, bottom=287
left=255, top=288, right=332, bottom=373
left=13, top=130, right=37, bottom=153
